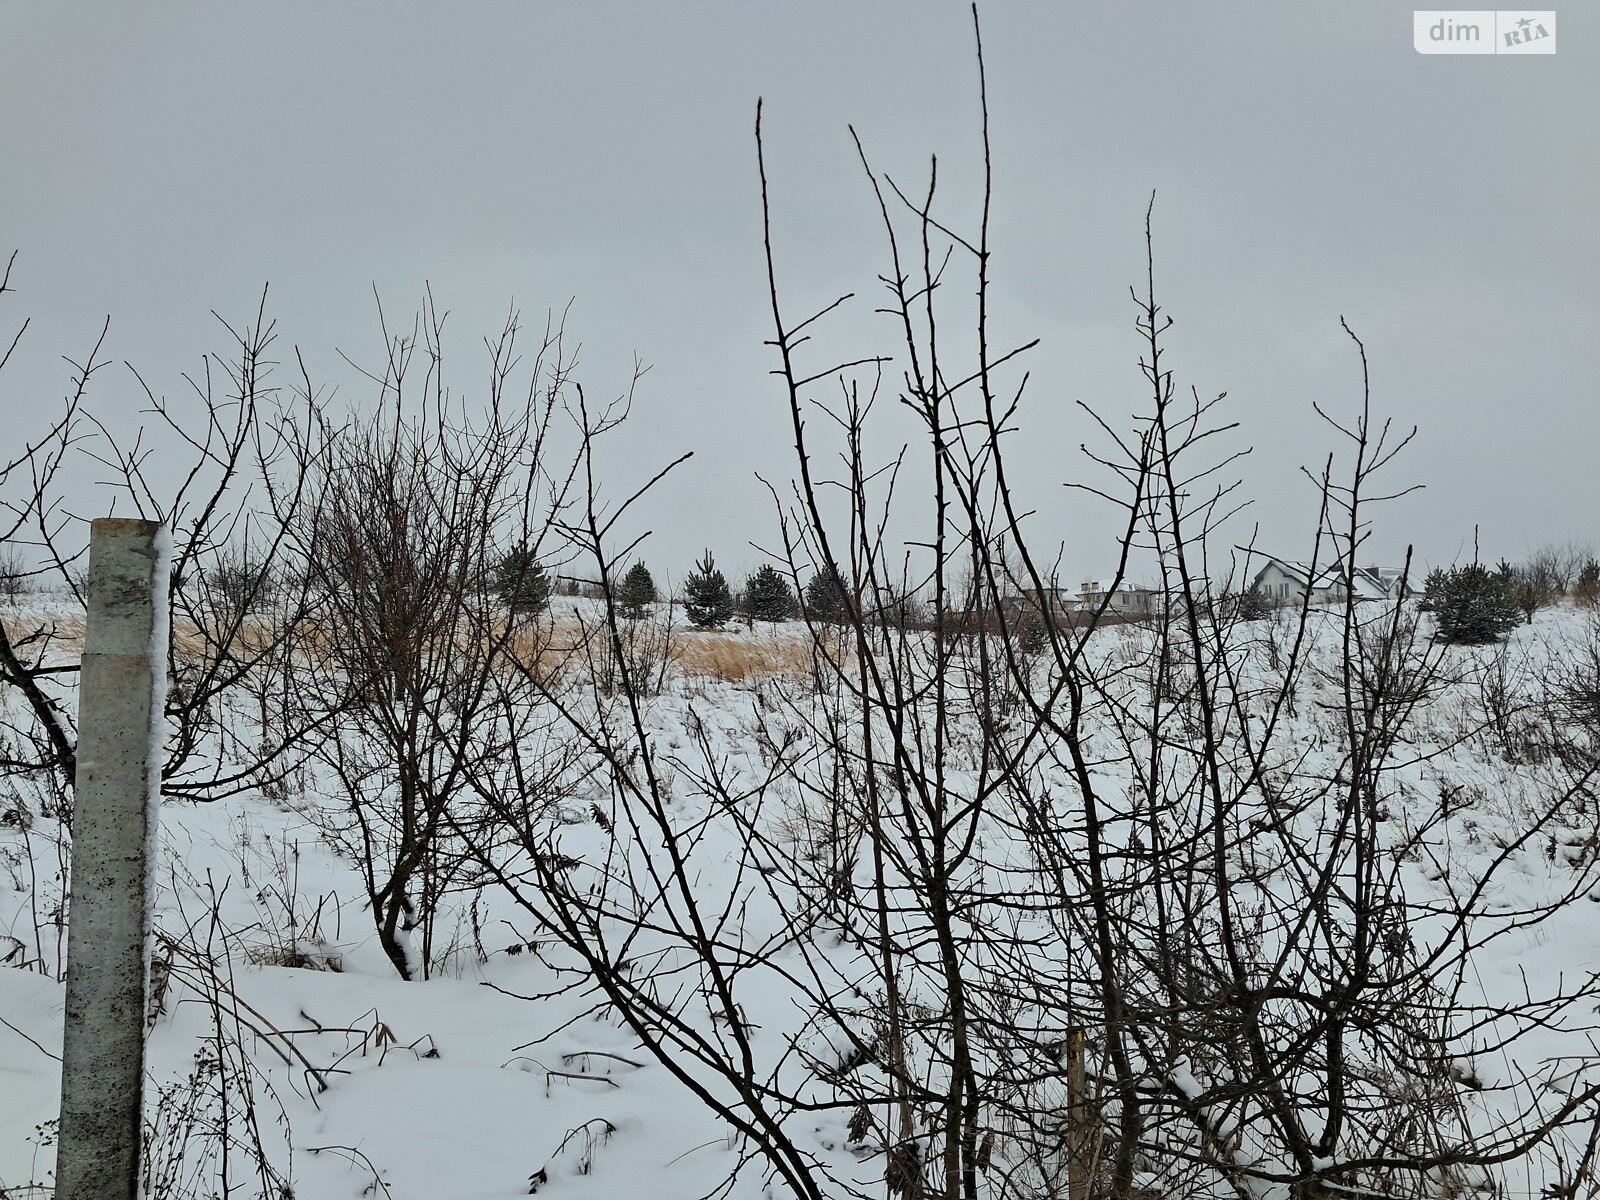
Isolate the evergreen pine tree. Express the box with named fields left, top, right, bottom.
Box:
left=1232, top=587, right=1273, bottom=621
left=1423, top=563, right=1520, bottom=644
left=492, top=544, right=551, bottom=614
left=617, top=561, right=658, bottom=620
left=683, top=550, right=735, bottom=628
left=741, top=564, right=798, bottom=622
left=1417, top=567, right=1446, bottom=612
left=803, top=564, right=852, bottom=623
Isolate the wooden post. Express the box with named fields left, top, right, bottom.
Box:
left=57, top=517, right=167, bottom=1200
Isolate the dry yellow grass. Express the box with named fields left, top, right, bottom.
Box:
left=514, top=620, right=830, bottom=684
left=670, top=631, right=821, bottom=683
left=501, top=613, right=836, bottom=684
left=1, top=610, right=85, bottom=649
left=3, top=608, right=835, bottom=687
left=3, top=610, right=294, bottom=667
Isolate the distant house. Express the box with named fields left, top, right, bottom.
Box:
left=1075, top=580, right=1162, bottom=617
left=1246, top=557, right=1340, bottom=606
left=1012, top=580, right=1165, bottom=622
left=1352, top=564, right=1410, bottom=600
left=1242, top=552, right=1408, bottom=607
left=1018, top=586, right=1077, bottom=619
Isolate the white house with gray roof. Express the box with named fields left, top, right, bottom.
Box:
left=1242, top=552, right=1408, bottom=607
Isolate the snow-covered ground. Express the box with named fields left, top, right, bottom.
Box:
left=3, top=598, right=1598, bottom=1199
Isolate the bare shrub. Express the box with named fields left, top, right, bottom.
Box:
left=0, top=544, right=32, bottom=604
left=1545, top=611, right=1600, bottom=767
left=280, top=298, right=585, bottom=980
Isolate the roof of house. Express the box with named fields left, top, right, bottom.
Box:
left=1241, top=550, right=1403, bottom=601
left=1245, top=553, right=1337, bottom=589
left=1077, top=581, right=1161, bottom=596
left=1347, top=565, right=1397, bottom=601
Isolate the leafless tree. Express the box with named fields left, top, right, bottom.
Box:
left=1, top=263, right=319, bottom=873
left=1502, top=554, right=1559, bottom=625
left=445, top=13, right=1600, bottom=1200
left=278, top=294, right=588, bottom=980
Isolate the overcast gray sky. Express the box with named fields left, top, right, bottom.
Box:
left=3, top=2, right=1595, bottom=587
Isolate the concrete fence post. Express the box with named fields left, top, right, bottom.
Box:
left=1064, top=1026, right=1092, bottom=1200
left=57, top=517, right=168, bottom=1200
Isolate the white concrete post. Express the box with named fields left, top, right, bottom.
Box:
left=1064, top=1026, right=1091, bottom=1200
left=58, top=517, right=167, bottom=1200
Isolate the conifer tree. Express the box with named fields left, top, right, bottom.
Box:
left=741, top=563, right=798, bottom=622
left=803, top=563, right=852, bottom=623
left=617, top=561, right=658, bottom=620
left=492, top=543, right=551, bottom=614
left=683, top=550, right=735, bottom=628
left=1232, top=587, right=1273, bottom=621
left=1423, top=563, right=1520, bottom=644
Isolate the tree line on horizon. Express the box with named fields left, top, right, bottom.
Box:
left=468, top=538, right=1600, bottom=644
left=478, top=544, right=852, bottom=628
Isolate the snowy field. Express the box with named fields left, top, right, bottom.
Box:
left=3, top=595, right=1599, bottom=1200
